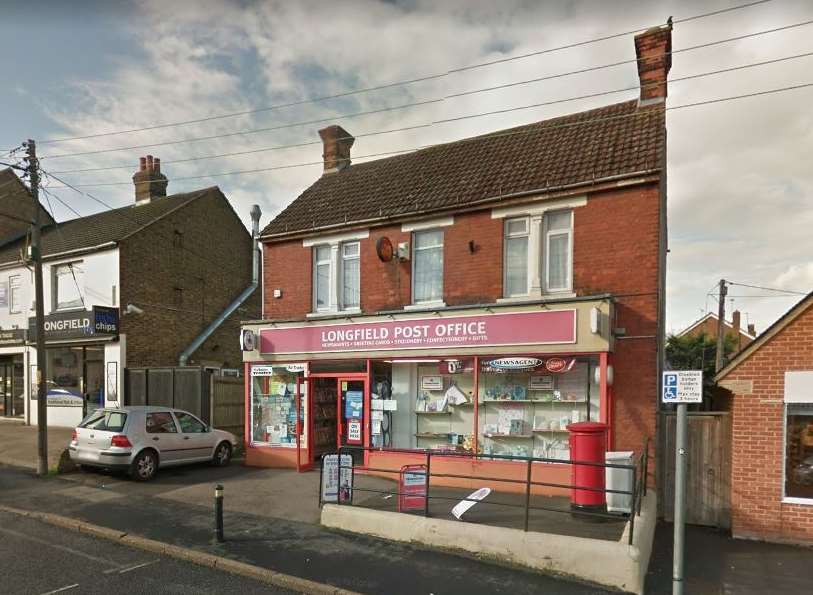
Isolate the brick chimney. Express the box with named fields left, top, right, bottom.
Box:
left=747, top=323, right=756, bottom=336
left=132, top=155, right=168, bottom=203
left=318, top=125, right=354, bottom=173
left=731, top=310, right=741, bottom=337
left=634, top=20, right=672, bottom=106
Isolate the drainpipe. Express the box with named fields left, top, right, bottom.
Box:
left=179, top=204, right=261, bottom=366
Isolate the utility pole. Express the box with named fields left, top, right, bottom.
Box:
left=26, top=139, right=48, bottom=476
left=715, top=279, right=728, bottom=372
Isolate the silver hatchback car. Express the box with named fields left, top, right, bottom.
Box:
left=69, top=406, right=238, bottom=481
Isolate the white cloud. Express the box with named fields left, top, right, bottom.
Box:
left=19, top=0, right=813, bottom=333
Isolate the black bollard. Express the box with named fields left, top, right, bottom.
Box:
left=215, top=484, right=224, bottom=542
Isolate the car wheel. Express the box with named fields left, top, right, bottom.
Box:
left=212, top=442, right=232, bottom=467
left=131, top=450, right=158, bottom=481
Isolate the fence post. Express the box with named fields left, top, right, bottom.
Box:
left=523, top=458, right=532, bottom=532
left=629, top=465, right=637, bottom=546
left=424, top=450, right=432, bottom=518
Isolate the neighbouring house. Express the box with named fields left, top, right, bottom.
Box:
left=240, top=22, right=671, bottom=488
left=0, top=167, right=54, bottom=246
left=678, top=310, right=756, bottom=353
left=715, top=291, right=813, bottom=545
left=0, top=157, right=260, bottom=426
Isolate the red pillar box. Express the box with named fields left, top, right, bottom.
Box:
left=566, top=422, right=609, bottom=513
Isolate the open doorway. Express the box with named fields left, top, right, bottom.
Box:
left=310, top=377, right=338, bottom=464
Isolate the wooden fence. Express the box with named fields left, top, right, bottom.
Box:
left=662, top=411, right=731, bottom=528
left=210, top=376, right=244, bottom=442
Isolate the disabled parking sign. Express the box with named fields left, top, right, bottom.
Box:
left=662, top=370, right=703, bottom=403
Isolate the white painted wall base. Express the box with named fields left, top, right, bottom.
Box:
left=322, top=490, right=657, bottom=595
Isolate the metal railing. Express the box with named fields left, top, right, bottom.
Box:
left=320, top=439, right=650, bottom=545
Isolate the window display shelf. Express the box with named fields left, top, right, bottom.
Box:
left=416, top=432, right=451, bottom=439
left=484, top=433, right=533, bottom=439
left=416, top=410, right=452, bottom=415
left=482, top=399, right=587, bottom=404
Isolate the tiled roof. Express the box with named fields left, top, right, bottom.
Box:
left=0, top=187, right=215, bottom=265
left=0, top=168, right=54, bottom=246
left=262, top=99, right=665, bottom=237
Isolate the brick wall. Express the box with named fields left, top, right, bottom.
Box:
left=119, top=189, right=259, bottom=368
left=260, top=183, right=663, bottom=456
left=573, top=186, right=661, bottom=456
left=722, top=303, right=813, bottom=544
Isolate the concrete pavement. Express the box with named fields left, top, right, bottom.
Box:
left=0, top=508, right=294, bottom=595
left=0, top=420, right=73, bottom=471
left=0, top=464, right=613, bottom=595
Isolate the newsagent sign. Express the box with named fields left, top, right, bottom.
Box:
left=260, top=309, right=576, bottom=355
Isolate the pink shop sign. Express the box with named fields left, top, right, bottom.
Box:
left=259, top=309, right=576, bottom=355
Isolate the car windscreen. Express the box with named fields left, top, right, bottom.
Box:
left=80, top=411, right=127, bottom=432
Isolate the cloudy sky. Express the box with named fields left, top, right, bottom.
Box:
left=1, top=0, right=811, bottom=334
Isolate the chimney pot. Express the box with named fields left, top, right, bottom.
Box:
left=318, top=125, right=355, bottom=173
left=633, top=22, right=672, bottom=105
left=133, top=155, right=168, bottom=203
left=748, top=323, right=756, bottom=336
left=731, top=310, right=741, bottom=334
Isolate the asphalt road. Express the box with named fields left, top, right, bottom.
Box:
left=0, top=510, right=293, bottom=595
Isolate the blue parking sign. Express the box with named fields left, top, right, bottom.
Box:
left=662, top=370, right=702, bottom=403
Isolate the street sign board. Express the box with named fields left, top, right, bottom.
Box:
left=662, top=370, right=703, bottom=403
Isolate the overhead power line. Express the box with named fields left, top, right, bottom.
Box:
left=25, top=0, right=774, bottom=151
left=42, top=80, right=813, bottom=189
left=726, top=281, right=809, bottom=295
left=48, top=48, right=813, bottom=175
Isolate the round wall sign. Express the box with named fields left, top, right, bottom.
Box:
left=376, top=237, right=394, bottom=262
left=545, top=357, right=574, bottom=373
left=241, top=329, right=256, bottom=351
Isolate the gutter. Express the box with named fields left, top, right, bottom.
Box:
left=179, top=205, right=261, bottom=366
left=260, top=168, right=661, bottom=242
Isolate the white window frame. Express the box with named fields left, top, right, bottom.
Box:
left=544, top=210, right=574, bottom=293
left=312, top=245, right=333, bottom=313
left=340, top=241, right=360, bottom=310
left=503, top=217, right=530, bottom=298
left=411, top=228, right=444, bottom=306
left=9, top=275, right=21, bottom=314
left=52, top=261, right=84, bottom=312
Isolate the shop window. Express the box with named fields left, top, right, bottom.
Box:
left=478, top=356, right=599, bottom=461
left=504, top=218, right=529, bottom=297
left=52, top=262, right=84, bottom=311
left=250, top=364, right=306, bottom=447
left=785, top=403, right=813, bottom=500
left=412, top=229, right=444, bottom=304
left=383, top=359, right=475, bottom=450
left=146, top=412, right=178, bottom=434
left=545, top=211, right=572, bottom=292
left=175, top=411, right=207, bottom=433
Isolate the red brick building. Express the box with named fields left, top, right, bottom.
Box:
left=678, top=310, right=756, bottom=353
left=716, top=292, right=813, bottom=545
left=241, top=24, right=671, bottom=488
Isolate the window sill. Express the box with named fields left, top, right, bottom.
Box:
left=497, top=292, right=576, bottom=304
left=782, top=497, right=813, bottom=506
left=404, top=301, right=447, bottom=312
left=306, top=308, right=362, bottom=319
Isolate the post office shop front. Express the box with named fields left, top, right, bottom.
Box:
left=26, top=306, right=121, bottom=428
left=242, top=299, right=615, bottom=492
